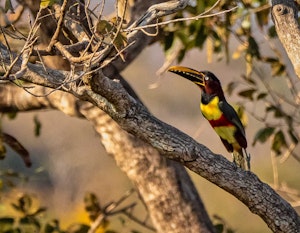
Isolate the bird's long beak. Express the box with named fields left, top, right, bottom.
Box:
left=168, top=66, right=204, bottom=86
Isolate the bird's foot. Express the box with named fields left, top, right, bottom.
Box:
left=244, top=149, right=251, bottom=171
left=231, top=154, right=239, bottom=170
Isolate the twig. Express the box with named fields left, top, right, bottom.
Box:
left=0, top=26, right=13, bottom=62
left=270, top=149, right=279, bottom=189
left=121, top=208, right=156, bottom=232
left=88, top=189, right=136, bottom=233
left=47, top=0, right=69, bottom=52
left=126, top=0, right=236, bottom=32
left=87, top=212, right=106, bottom=233
left=279, top=142, right=297, bottom=163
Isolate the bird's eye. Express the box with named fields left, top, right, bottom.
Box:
left=205, top=76, right=209, bottom=81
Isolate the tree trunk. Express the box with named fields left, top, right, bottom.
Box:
left=1, top=0, right=300, bottom=232
left=0, top=84, right=215, bottom=232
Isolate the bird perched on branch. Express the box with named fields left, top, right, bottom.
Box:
left=168, top=66, right=250, bottom=170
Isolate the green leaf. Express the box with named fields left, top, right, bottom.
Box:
left=34, top=115, right=42, bottom=137
left=256, top=92, right=268, bottom=100
left=238, top=88, right=257, bottom=100
left=270, top=61, right=286, bottom=76
left=247, top=36, right=260, bottom=59
left=226, top=81, right=238, bottom=96
left=214, top=223, right=224, bottom=233
left=194, top=24, right=207, bottom=49
left=255, top=8, right=270, bottom=29
left=266, top=105, right=283, bottom=118
left=263, top=57, right=286, bottom=76
left=18, top=194, right=32, bottom=213
left=175, top=31, right=189, bottom=47
left=44, top=219, right=61, bottom=233
left=164, top=32, right=174, bottom=52
left=268, top=25, right=277, bottom=38
left=241, top=74, right=256, bottom=85
left=6, top=112, right=18, bottom=119
left=84, top=193, right=101, bottom=221
left=0, top=217, right=14, bottom=232
left=252, top=127, right=275, bottom=146
left=5, top=0, right=14, bottom=13
left=272, top=130, right=287, bottom=155
left=67, top=223, right=90, bottom=233
left=19, top=216, right=41, bottom=233
left=96, top=20, right=114, bottom=35
left=177, top=49, right=186, bottom=63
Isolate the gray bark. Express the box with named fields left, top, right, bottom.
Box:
left=271, top=0, right=300, bottom=78
left=1, top=43, right=299, bottom=232
left=1, top=0, right=300, bottom=232
left=0, top=83, right=215, bottom=232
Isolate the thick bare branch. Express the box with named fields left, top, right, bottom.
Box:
left=271, top=0, right=300, bottom=78
left=0, top=83, right=215, bottom=233
left=112, top=0, right=189, bottom=71
left=1, top=42, right=299, bottom=232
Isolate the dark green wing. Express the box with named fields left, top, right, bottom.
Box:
left=219, top=100, right=247, bottom=148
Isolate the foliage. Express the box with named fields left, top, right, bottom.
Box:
left=0, top=0, right=300, bottom=232
left=0, top=171, right=144, bottom=233
left=160, top=0, right=299, bottom=161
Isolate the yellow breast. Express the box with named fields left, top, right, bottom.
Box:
left=200, top=96, right=223, bottom=120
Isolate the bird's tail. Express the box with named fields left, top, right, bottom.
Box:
left=232, top=149, right=250, bottom=170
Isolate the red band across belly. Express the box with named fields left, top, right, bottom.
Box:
left=208, top=114, right=233, bottom=127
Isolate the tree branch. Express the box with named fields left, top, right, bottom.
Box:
left=0, top=42, right=299, bottom=232
left=0, top=83, right=215, bottom=233
left=271, top=0, right=300, bottom=78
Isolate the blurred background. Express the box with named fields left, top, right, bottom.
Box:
left=1, top=1, right=300, bottom=233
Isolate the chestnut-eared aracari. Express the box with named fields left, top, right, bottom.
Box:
left=168, top=66, right=250, bottom=170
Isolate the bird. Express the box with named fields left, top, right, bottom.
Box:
left=168, top=66, right=250, bottom=170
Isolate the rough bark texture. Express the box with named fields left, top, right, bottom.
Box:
left=271, top=0, right=300, bottom=78
left=0, top=83, right=215, bottom=232
left=1, top=0, right=216, bottom=232
left=1, top=0, right=300, bottom=232
left=79, top=103, right=215, bottom=233
left=1, top=42, right=300, bottom=232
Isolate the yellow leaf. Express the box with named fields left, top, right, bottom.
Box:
left=245, top=53, right=253, bottom=77
left=40, top=0, right=57, bottom=9
left=232, top=44, right=245, bottom=60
